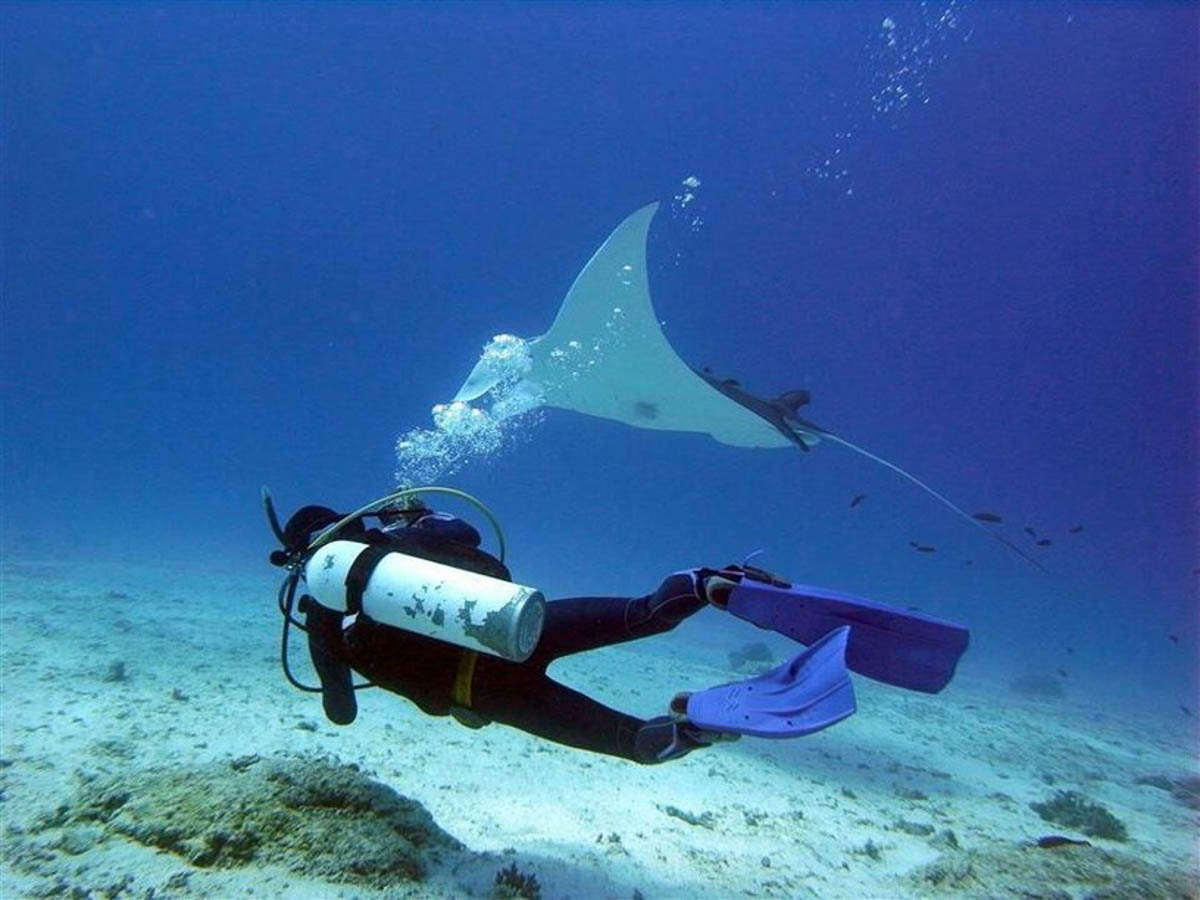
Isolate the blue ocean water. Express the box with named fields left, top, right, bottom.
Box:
left=2, top=0, right=1196, bottom=720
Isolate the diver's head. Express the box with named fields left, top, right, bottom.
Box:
left=280, top=505, right=346, bottom=553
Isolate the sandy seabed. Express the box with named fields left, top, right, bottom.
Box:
left=1, top=556, right=1196, bottom=899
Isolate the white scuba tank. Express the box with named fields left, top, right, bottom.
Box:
left=302, top=539, right=546, bottom=662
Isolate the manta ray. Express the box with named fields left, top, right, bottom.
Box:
left=452, top=202, right=1043, bottom=571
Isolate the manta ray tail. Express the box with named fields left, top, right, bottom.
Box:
left=817, top=430, right=1049, bottom=573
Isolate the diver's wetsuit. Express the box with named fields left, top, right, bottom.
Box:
left=344, top=572, right=706, bottom=760
left=290, top=507, right=711, bottom=764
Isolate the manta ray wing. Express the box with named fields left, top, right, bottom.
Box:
left=471, top=202, right=792, bottom=448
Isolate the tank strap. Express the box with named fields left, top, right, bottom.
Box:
left=344, top=544, right=393, bottom=615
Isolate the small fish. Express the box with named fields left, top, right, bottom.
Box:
left=964, top=559, right=974, bottom=566
left=1057, top=669, right=1068, bottom=678
left=1024, top=527, right=1038, bottom=538
left=1182, top=706, right=1193, bottom=717
left=1035, top=835, right=1091, bottom=850
left=1037, top=539, right=1052, bottom=547
left=972, top=512, right=1003, bottom=523
left=1169, top=634, right=1180, bottom=644
left=1065, top=647, right=1075, bottom=655
left=850, top=494, right=867, bottom=508
left=910, top=543, right=937, bottom=553
left=1068, top=525, right=1084, bottom=534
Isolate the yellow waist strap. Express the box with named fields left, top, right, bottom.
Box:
left=452, top=650, right=478, bottom=709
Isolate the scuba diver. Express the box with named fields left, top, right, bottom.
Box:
left=265, top=487, right=970, bottom=765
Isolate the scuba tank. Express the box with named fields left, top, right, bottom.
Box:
left=302, top=537, right=545, bottom=662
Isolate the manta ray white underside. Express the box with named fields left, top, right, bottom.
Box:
left=453, top=203, right=795, bottom=449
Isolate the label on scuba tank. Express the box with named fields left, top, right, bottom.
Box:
left=303, top=540, right=545, bottom=662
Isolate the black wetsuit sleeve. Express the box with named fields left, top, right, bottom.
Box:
left=298, top=595, right=358, bottom=725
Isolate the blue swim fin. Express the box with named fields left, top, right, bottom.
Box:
left=685, top=625, right=856, bottom=739
left=720, top=572, right=969, bottom=694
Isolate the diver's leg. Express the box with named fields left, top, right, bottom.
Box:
left=529, top=571, right=708, bottom=665
left=470, top=657, right=725, bottom=764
